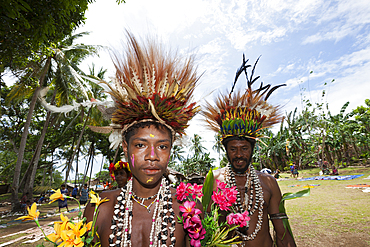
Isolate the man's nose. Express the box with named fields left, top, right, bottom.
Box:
left=146, top=146, right=159, bottom=160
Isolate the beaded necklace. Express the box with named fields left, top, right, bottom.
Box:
left=131, top=191, right=158, bottom=213
left=225, top=164, right=264, bottom=241
left=109, top=177, right=176, bottom=247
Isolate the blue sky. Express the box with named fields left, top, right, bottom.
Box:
left=64, top=0, right=370, bottom=177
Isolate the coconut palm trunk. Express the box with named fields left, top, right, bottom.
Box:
left=11, top=58, right=51, bottom=212
left=64, top=106, right=92, bottom=185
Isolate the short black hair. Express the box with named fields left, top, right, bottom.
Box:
left=124, top=121, right=172, bottom=145
left=222, top=136, right=256, bottom=150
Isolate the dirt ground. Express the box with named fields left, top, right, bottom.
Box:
left=0, top=168, right=369, bottom=246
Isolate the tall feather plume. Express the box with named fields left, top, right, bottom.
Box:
left=105, top=31, right=201, bottom=137
left=201, top=55, right=285, bottom=140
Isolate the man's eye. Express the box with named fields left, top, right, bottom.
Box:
left=159, top=145, right=168, bottom=150
left=135, top=143, right=145, bottom=148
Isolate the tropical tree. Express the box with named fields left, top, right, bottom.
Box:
left=1, top=0, right=93, bottom=74
left=7, top=32, right=98, bottom=212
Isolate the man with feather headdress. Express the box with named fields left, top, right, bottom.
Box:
left=201, top=56, right=296, bottom=247
left=83, top=32, right=201, bottom=247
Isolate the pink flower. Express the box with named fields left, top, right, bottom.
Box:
left=176, top=182, right=190, bottom=201
left=211, top=190, right=229, bottom=210
left=192, top=183, right=203, bottom=199
left=223, top=187, right=237, bottom=205
left=179, top=201, right=196, bottom=218
left=226, top=211, right=250, bottom=227
left=190, top=237, right=202, bottom=247
left=239, top=211, right=250, bottom=227
left=216, top=179, right=226, bottom=190
left=226, top=213, right=241, bottom=225
left=190, top=227, right=206, bottom=247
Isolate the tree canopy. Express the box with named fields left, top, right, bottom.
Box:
left=0, top=0, right=94, bottom=73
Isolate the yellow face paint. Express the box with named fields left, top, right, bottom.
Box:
left=146, top=178, right=153, bottom=183
left=150, top=134, right=154, bottom=138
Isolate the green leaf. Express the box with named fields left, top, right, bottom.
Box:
left=86, top=236, right=94, bottom=244
left=202, top=169, right=214, bottom=212
left=281, top=188, right=310, bottom=202
left=278, top=188, right=310, bottom=241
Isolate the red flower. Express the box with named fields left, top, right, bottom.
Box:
left=192, top=184, right=203, bottom=199
left=226, top=211, right=250, bottom=227
left=216, top=179, right=226, bottom=190
left=176, top=182, right=190, bottom=201
left=226, top=213, right=241, bottom=225
left=211, top=190, right=230, bottom=211
left=239, top=211, right=250, bottom=227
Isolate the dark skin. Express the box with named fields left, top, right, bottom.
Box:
left=83, top=125, right=190, bottom=247
left=114, top=168, right=128, bottom=188
left=212, top=139, right=296, bottom=247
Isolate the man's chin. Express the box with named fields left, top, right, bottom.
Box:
left=231, top=163, right=250, bottom=173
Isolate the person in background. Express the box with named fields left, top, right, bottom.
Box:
left=79, top=183, right=89, bottom=206
left=322, top=164, right=330, bottom=175
left=330, top=166, right=339, bottom=175
left=292, top=164, right=299, bottom=179
left=274, top=168, right=281, bottom=179
left=109, top=161, right=132, bottom=188
left=72, top=185, right=78, bottom=198
left=58, top=184, right=69, bottom=213
left=290, top=162, right=295, bottom=177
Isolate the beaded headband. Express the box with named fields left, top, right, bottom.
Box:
left=201, top=55, right=285, bottom=141
left=109, top=160, right=132, bottom=181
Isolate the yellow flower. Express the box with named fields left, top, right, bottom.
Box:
left=16, top=203, right=40, bottom=222
left=46, top=222, right=62, bottom=243
left=89, top=192, right=109, bottom=206
left=59, top=230, right=83, bottom=247
left=49, top=189, right=65, bottom=204
left=70, top=220, right=88, bottom=238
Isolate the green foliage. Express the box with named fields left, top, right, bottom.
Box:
left=0, top=0, right=94, bottom=73
left=201, top=169, right=214, bottom=212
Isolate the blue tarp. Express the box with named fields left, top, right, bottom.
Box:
left=299, top=174, right=364, bottom=181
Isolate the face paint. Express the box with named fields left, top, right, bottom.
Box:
left=131, top=154, right=135, bottom=168
left=150, top=134, right=154, bottom=138
left=146, top=178, right=153, bottom=183
left=151, top=146, right=155, bottom=157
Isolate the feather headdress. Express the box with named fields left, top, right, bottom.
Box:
left=101, top=32, right=201, bottom=140
left=109, top=161, right=131, bottom=181
left=201, top=55, right=285, bottom=141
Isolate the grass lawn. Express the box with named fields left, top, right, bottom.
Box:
left=277, top=167, right=370, bottom=246
left=0, top=167, right=369, bottom=246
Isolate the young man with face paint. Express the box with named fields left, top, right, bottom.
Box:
left=201, top=57, right=296, bottom=247
left=83, top=32, right=201, bottom=247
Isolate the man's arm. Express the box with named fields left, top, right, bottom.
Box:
left=266, top=176, right=297, bottom=247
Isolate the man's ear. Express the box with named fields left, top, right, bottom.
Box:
left=122, top=140, right=128, bottom=154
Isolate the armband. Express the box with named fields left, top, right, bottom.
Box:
left=269, top=212, right=289, bottom=220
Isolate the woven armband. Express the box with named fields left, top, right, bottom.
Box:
left=269, top=213, right=289, bottom=220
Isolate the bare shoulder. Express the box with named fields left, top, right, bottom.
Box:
left=212, top=167, right=226, bottom=182
left=100, top=189, right=121, bottom=200
left=257, top=171, right=279, bottom=188
left=83, top=189, right=121, bottom=221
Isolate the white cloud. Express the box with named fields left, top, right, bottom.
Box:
left=303, top=0, right=370, bottom=44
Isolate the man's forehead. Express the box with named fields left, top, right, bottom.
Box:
left=228, top=139, right=251, bottom=147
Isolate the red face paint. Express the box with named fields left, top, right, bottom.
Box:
left=151, top=146, right=155, bottom=157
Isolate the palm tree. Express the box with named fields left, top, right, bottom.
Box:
left=189, top=134, right=206, bottom=157
left=212, top=133, right=225, bottom=163
left=7, top=32, right=99, bottom=212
